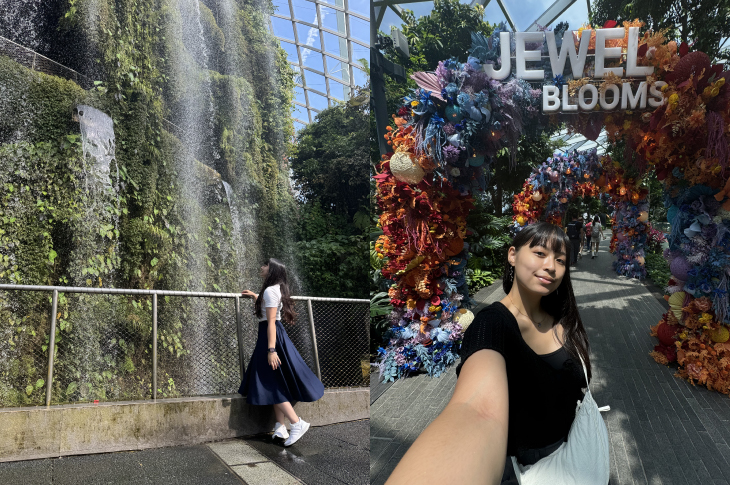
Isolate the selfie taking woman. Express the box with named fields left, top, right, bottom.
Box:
left=238, top=258, right=324, bottom=447
left=387, top=222, right=608, bottom=484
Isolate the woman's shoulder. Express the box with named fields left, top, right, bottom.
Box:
left=263, top=284, right=282, bottom=297
left=461, top=302, right=517, bottom=347
left=457, top=302, right=516, bottom=376
left=468, top=302, right=516, bottom=332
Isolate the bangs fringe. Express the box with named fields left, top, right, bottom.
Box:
left=525, top=224, right=568, bottom=256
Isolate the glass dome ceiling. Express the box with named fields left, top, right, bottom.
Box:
left=270, top=0, right=370, bottom=131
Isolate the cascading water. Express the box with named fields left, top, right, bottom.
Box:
left=0, top=0, right=302, bottom=406
left=0, top=0, right=48, bottom=52
left=177, top=0, right=220, bottom=166
left=222, top=181, right=243, bottom=244
left=76, top=105, right=116, bottom=188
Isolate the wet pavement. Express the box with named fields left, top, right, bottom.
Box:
left=0, top=420, right=369, bottom=485
left=243, top=420, right=369, bottom=484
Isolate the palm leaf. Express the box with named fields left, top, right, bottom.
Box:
left=410, top=72, right=444, bottom=100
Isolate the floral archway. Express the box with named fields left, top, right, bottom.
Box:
left=374, top=21, right=730, bottom=394
left=513, top=149, right=651, bottom=278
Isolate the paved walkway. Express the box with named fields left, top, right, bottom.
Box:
left=370, top=248, right=730, bottom=485
left=0, top=420, right=369, bottom=485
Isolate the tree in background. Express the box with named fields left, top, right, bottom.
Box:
left=386, top=0, right=492, bottom=71
left=379, top=0, right=494, bottom=120
left=290, top=90, right=369, bottom=299
left=591, top=0, right=730, bottom=63
left=486, top=133, right=561, bottom=216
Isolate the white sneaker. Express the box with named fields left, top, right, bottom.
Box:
left=272, top=422, right=289, bottom=439
left=284, top=418, right=310, bottom=447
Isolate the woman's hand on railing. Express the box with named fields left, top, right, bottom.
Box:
left=241, top=290, right=257, bottom=299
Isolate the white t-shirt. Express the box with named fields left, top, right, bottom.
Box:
left=258, top=284, right=283, bottom=322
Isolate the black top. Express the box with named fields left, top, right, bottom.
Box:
left=456, top=302, right=587, bottom=456
left=566, top=220, right=583, bottom=240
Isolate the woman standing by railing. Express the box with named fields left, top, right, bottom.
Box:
left=238, top=258, right=324, bottom=446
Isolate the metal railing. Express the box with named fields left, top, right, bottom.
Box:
left=0, top=35, right=91, bottom=88
left=0, top=284, right=368, bottom=407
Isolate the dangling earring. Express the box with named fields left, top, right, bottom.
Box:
left=509, top=265, right=515, bottom=282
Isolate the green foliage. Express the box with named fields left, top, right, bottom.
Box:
left=370, top=291, right=393, bottom=354
left=466, top=268, right=494, bottom=295
left=383, top=0, right=492, bottom=72
left=0, top=56, right=86, bottom=144
left=591, top=0, right=730, bottom=63
left=644, top=172, right=668, bottom=223
left=295, top=233, right=368, bottom=299
left=0, top=0, right=299, bottom=406
left=645, top=252, right=671, bottom=290
left=290, top=96, right=369, bottom=298
left=291, top=93, right=370, bottom=220
left=466, top=198, right=513, bottom=276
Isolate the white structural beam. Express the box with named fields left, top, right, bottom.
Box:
left=527, top=0, right=577, bottom=31
left=372, top=0, right=422, bottom=30
left=495, top=0, right=517, bottom=32
left=469, top=0, right=515, bottom=31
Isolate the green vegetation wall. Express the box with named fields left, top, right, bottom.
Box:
left=0, top=0, right=299, bottom=407
left=290, top=96, right=370, bottom=299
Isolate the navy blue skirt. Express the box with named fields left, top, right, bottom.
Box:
left=238, top=320, right=324, bottom=405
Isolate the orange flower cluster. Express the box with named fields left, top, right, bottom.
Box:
left=512, top=182, right=549, bottom=225
left=511, top=155, right=642, bottom=225
left=603, top=32, right=730, bottom=190
left=574, top=19, right=645, bottom=52
left=596, top=162, right=648, bottom=204
left=374, top=127, right=473, bottom=309
left=651, top=296, right=730, bottom=394
left=384, top=125, right=439, bottom=173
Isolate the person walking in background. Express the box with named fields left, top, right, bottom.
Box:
left=583, top=216, right=593, bottom=252
left=590, top=216, right=604, bottom=259
left=239, top=258, right=324, bottom=447
left=566, top=213, right=583, bottom=267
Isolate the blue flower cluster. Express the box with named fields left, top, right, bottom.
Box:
left=664, top=185, right=730, bottom=322
left=611, top=201, right=649, bottom=279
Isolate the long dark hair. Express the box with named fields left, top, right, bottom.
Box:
left=255, top=258, right=297, bottom=324
left=502, top=222, right=591, bottom=380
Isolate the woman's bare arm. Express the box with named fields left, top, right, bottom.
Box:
left=266, top=307, right=277, bottom=348
left=266, top=306, right=281, bottom=369
left=386, top=349, right=509, bottom=485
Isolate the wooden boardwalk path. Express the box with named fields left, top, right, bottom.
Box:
left=370, top=249, right=730, bottom=485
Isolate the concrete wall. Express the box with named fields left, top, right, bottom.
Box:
left=0, top=388, right=369, bottom=462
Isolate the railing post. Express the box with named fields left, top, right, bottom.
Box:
left=234, top=296, right=246, bottom=379
left=45, top=289, right=59, bottom=407
left=152, top=293, right=157, bottom=401
left=306, top=299, right=322, bottom=380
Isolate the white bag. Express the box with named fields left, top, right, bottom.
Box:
left=510, top=354, right=610, bottom=485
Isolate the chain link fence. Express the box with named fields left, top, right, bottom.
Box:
left=0, top=285, right=368, bottom=408
left=52, top=293, right=153, bottom=404
left=158, top=296, right=241, bottom=398
left=0, top=289, right=51, bottom=407
left=238, top=299, right=370, bottom=389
